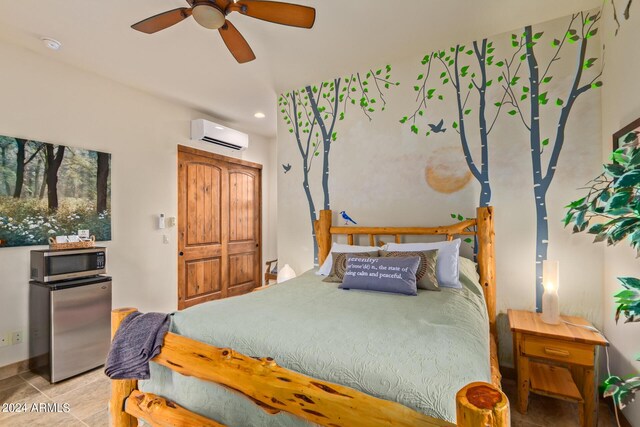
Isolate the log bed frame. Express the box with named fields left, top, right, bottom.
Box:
left=110, top=206, right=509, bottom=427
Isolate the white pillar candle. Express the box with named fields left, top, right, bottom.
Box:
left=541, top=260, right=560, bottom=325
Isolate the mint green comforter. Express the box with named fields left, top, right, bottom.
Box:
left=140, top=262, right=490, bottom=425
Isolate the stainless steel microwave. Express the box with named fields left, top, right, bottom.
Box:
left=30, top=247, right=106, bottom=283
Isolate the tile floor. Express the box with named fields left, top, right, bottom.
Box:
left=0, top=368, right=109, bottom=427
left=0, top=369, right=625, bottom=426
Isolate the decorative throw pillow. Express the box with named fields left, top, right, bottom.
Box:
left=322, top=251, right=379, bottom=283
left=339, top=256, right=421, bottom=296
left=379, top=249, right=439, bottom=291
left=316, top=243, right=381, bottom=276
left=386, top=239, right=462, bottom=289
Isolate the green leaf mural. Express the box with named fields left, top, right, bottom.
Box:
left=278, top=66, right=399, bottom=262
left=402, top=38, right=510, bottom=209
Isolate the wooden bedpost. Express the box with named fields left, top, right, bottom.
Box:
left=476, top=206, right=496, bottom=336
left=110, top=308, right=138, bottom=427
left=456, top=382, right=509, bottom=426
left=315, top=209, right=332, bottom=266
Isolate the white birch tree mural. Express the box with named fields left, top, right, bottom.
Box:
left=401, top=40, right=508, bottom=208
left=401, top=40, right=532, bottom=252
left=279, top=67, right=398, bottom=262
left=501, top=11, right=603, bottom=309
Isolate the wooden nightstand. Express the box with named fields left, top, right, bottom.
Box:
left=508, top=309, right=608, bottom=427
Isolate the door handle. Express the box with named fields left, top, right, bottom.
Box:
left=179, top=252, right=184, bottom=256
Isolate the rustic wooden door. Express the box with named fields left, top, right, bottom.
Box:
left=178, top=146, right=261, bottom=309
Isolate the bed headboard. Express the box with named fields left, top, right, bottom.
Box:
left=314, top=206, right=497, bottom=336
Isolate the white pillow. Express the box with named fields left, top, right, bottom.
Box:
left=317, top=243, right=381, bottom=276
left=386, top=239, right=462, bottom=288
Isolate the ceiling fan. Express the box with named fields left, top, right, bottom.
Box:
left=131, top=0, right=316, bottom=64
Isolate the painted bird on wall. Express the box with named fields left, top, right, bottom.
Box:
left=340, top=211, right=357, bottom=225
left=282, top=163, right=292, bottom=174
left=428, top=119, right=447, bottom=133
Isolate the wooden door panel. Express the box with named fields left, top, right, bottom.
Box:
left=228, top=251, right=258, bottom=296
left=228, top=241, right=257, bottom=254
left=229, top=253, right=255, bottom=287
left=186, top=258, right=222, bottom=298
left=229, top=172, right=255, bottom=242
left=178, top=146, right=261, bottom=309
left=228, top=167, right=261, bottom=293
left=186, top=163, right=221, bottom=246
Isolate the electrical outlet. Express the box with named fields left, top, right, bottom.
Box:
left=0, top=332, right=9, bottom=347
left=11, top=331, right=23, bottom=345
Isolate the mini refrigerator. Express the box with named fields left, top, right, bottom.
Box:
left=29, top=276, right=112, bottom=383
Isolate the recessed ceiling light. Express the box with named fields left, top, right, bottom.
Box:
left=254, top=112, right=266, bottom=119
left=215, top=126, right=225, bottom=130
left=41, top=37, right=62, bottom=51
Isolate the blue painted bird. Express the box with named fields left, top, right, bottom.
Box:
left=282, top=163, right=292, bottom=174
left=428, top=119, right=447, bottom=133
left=340, top=211, right=357, bottom=225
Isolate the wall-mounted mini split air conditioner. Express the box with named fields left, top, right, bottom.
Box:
left=190, top=119, right=249, bottom=151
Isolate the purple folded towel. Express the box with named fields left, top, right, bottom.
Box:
left=104, top=311, right=170, bottom=380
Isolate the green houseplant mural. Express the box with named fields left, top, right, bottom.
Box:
left=564, top=139, right=640, bottom=410
left=278, top=67, right=398, bottom=263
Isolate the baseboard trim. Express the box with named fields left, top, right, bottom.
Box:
left=0, top=359, right=29, bottom=381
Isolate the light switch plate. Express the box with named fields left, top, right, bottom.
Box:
left=0, top=332, right=9, bottom=347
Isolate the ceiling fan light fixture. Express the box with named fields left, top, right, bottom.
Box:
left=192, top=3, right=226, bottom=30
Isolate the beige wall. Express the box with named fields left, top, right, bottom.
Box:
left=601, top=7, right=640, bottom=425
left=277, top=12, right=605, bottom=367
left=0, top=40, right=277, bottom=368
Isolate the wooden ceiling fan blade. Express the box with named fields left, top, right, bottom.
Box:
left=131, top=8, right=192, bottom=34
left=218, top=21, right=256, bottom=64
left=232, top=1, right=316, bottom=28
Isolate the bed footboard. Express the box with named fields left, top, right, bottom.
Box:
left=110, top=308, right=509, bottom=427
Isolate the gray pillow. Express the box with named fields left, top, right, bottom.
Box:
left=379, top=249, right=439, bottom=291
left=322, top=251, right=379, bottom=283
left=339, top=256, right=421, bottom=296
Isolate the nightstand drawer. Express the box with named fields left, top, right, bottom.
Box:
left=523, top=336, right=594, bottom=366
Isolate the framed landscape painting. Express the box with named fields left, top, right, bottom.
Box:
left=613, top=117, right=640, bottom=150
left=0, top=135, right=111, bottom=247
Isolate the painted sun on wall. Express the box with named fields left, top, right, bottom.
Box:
left=0, top=136, right=111, bottom=247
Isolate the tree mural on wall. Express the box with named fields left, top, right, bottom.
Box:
left=402, top=39, right=511, bottom=208
left=501, top=11, right=603, bottom=309
left=278, top=67, right=398, bottom=262
left=402, top=11, right=603, bottom=307
left=612, top=0, right=634, bottom=35
left=402, top=31, right=546, bottom=209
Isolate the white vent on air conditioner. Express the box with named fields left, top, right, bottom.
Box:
left=190, top=119, right=249, bottom=151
